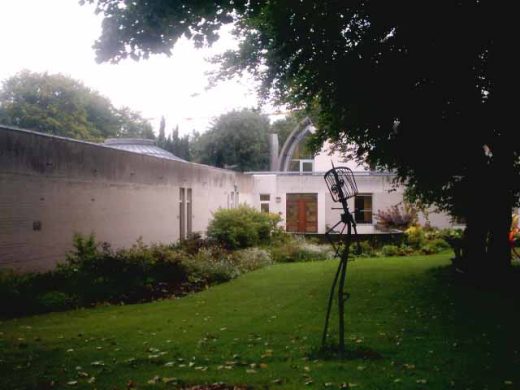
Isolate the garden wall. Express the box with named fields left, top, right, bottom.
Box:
left=0, top=126, right=253, bottom=271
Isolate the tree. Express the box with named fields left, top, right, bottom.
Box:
left=85, top=1, right=519, bottom=276
left=116, top=106, right=155, bottom=139
left=0, top=70, right=154, bottom=141
left=191, top=108, right=270, bottom=171
left=157, top=124, right=192, bottom=161
left=158, top=116, right=166, bottom=143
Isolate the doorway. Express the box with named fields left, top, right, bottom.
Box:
left=286, top=193, right=318, bottom=233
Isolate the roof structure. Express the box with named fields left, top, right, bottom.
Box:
left=277, top=117, right=316, bottom=171
left=103, top=138, right=185, bottom=162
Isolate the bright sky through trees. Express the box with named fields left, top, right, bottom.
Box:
left=0, top=0, right=281, bottom=136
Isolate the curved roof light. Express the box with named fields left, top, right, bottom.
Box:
left=103, top=138, right=186, bottom=162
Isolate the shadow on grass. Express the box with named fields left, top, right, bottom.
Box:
left=415, top=264, right=520, bottom=387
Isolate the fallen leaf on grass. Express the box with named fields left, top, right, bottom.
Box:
left=147, top=375, right=161, bottom=385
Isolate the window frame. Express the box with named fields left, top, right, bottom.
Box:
left=354, top=194, right=373, bottom=224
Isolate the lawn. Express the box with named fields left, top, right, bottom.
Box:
left=1, top=254, right=519, bottom=389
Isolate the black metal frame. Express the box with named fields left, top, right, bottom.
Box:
left=322, top=164, right=359, bottom=355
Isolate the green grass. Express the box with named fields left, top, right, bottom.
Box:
left=1, top=254, right=519, bottom=389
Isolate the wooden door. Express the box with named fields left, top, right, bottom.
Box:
left=286, top=193, right=318, bottom=233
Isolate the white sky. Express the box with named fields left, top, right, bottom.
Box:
left=0, top=0, right=284, bottom=136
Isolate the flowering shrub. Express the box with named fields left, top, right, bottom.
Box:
left=375, top=203, right=418, bottom=231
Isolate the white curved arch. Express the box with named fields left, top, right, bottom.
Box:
left=277, top=117, right=316, bottom=171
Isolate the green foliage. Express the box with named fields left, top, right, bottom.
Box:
left=183, top=248, right=238, bottom=286
left=0, top=233, right=276, bottom=318
left=37, top=291, right=77, bottom=311
left=232, top=247, right=273, bottom=272
left=421, top=238, right=451, bottom=255
left=354, top=240, right=378, bottom=258
left=157, top=125, right=192, bottom=161
left=191, top=108, right=271, bottom=171
left=381, top=244, right=400, bottom=257
left=269, top=235, right=333, bottom=263
left=207, top=205, right=281, bottom=249
left=0, top=70, right=154, bottom=141
left=116, top=106, right=155, bottom=139
left=404, top=226, right=427, bottom=249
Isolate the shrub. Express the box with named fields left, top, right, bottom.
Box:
left=353, top=240, right=378, bottom=257
left=0, top=232, right=283, bottom=318
left=37, top=291, right=77, bottom=311
left=175, top=232, right=207, bottom=255
left=420, top=238, right=450, bottom=255
left=404, top=226, right=426, bottom=249
left=232, top=247, right=273, bottom=272
left=183, top=248, right=238, bottom=286
left=207, top=205, right=282, bottom=249
left=270, top=236, right=334, bottom=263
left=375, top=203, right=418, bottom=231
left=381, top=244, right=400, bottom=257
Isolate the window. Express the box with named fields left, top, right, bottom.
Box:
left=187, top=188, right=192, bottom=235
left=260, top=194, right=270, bottom=213
left=179, top=187, right=192, bottom=240
left=288, top=136, right=315, bottom=173
left=355, top=194, right=373, bottom=224
left=229, top=192, right=234, bottom=208
left=301, top=160, right=314, bottom=172
left=179, top=188, right=186, bottom=240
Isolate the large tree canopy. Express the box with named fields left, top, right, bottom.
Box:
left=191, top=108, right=271, bottom=171
left=85, top=1, right=519, bottom=274
left=0, top=70, right=154, bottom=141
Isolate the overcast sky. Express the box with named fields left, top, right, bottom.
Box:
left=0, top=0, right=284, bottom=136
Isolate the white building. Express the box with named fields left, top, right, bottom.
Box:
left=249, top=118, right=456, bottom=234
left=0, top=120, right=458, bottom=271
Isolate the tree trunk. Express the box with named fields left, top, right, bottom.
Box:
left=485, top=144, right=514, bottom=277
left=462, top=194, right=489, bottom=275
left=461, top=144, right=514, bottom=281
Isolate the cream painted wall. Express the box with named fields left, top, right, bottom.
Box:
left=252, top=172, right=461, bottom=234
left=0, top=127, right=254, bottom=270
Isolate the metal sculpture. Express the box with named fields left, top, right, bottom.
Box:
left=322, top=164, right=359, bottom=355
